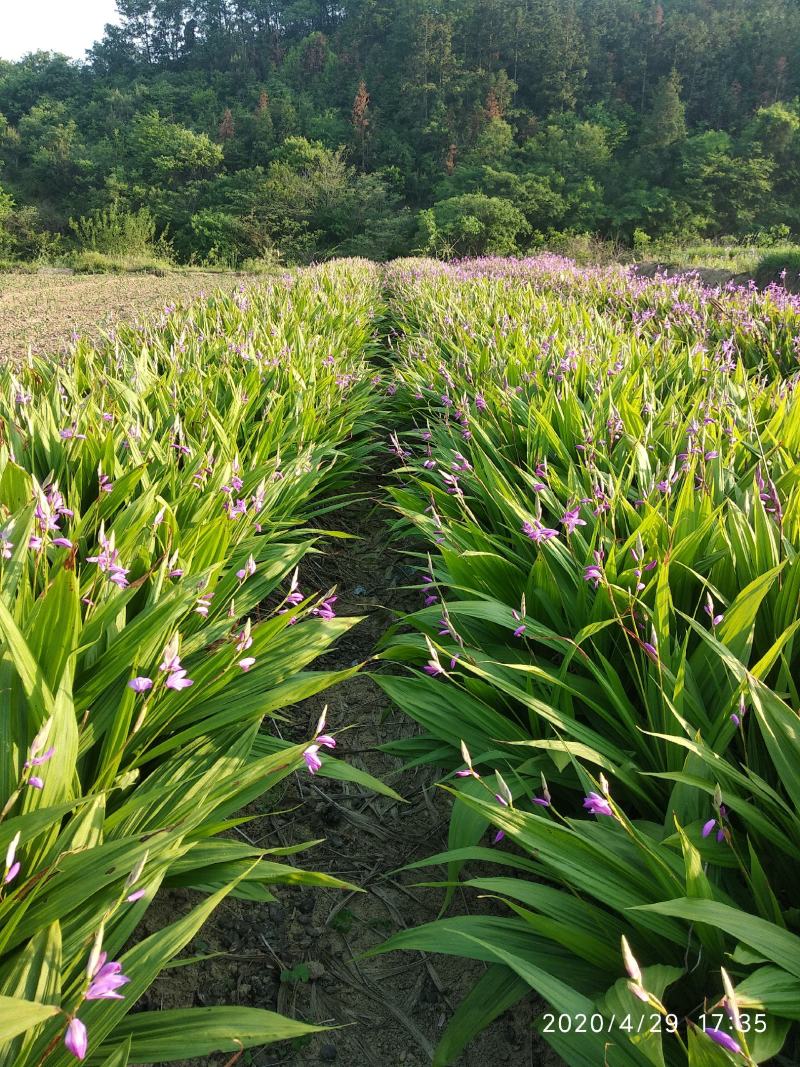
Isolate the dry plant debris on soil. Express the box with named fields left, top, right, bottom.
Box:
left=0, top=271, right=255, bottom=361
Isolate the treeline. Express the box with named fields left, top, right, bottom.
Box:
left=2, top=0, right=800, bottom=264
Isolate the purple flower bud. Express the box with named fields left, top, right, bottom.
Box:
left=3, top=861, right=20, bottom=885
left=701, top=818, right=717, bottom=838
left=27, top=776, right=44, bottom=789
left=64, top=1017, right=88, bottom=1060
left=4, top=833, right=21, bottom=885
left=126, top=889, right=146, bottom=902
left=703, top=1028, right=741, bottom=1055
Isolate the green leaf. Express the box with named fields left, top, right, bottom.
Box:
left=104, top=1007, right=328, bottom=1062
left=734, top=966, right=800, bottom=1021
left=0, top=994, right=60, bottom=1043
left=94, top=1037, right=131, bottom=1067
left=433, top=965, right=529, bottom=1067
left=633, top=899, right=800, bottom=978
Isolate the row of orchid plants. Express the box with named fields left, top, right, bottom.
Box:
left=372, top=258, right=800, bottom=1066
left=0, top=260, right=398, bottom=1064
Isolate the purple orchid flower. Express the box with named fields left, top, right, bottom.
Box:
left=522, top=520, right=559, bottom=543
left=24, top=746, right=55, bottom=768
left=127, top=677, right=153, bottom=693
left=702, top=804, right=727, bottom=842
left=583, top=792, right=613, bottom=817
left=165, top=669, right=193, bottom=691
left=302, top=732, right=336, bottom=775
left=705, top=593, right=724, bottom=627
left=236, top=555, right=256, bottom=581
left=86, top=954, right=130, bottom=1000
left=561, top=507, right=587, bottom=534
left=583, top=563, right=603, bottom=587
left=313, top=596, right=337, bottom=621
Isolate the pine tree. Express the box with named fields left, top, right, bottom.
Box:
left=218, top=107, right=235, bottom=142
left=641, top=69, right=687, bottom=149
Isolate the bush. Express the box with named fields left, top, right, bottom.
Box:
left=64, top=250, right=173, bottom=274
left=546, top=230, right=628, bottom=264
left=69, top=204, right=171, bottom=261
left=754, top=248, right=800, bottom=288
left=0, top=186, right=59, bottom=262
left=187, top=209, right=270, bottom=267
left=417, top=194, right=530, bottom=258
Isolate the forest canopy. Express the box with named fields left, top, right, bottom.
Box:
left=1, top=0, right=800, bottom=264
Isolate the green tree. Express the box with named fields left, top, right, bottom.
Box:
left=641, top=69, right=687, bottom=150
left=418, top=193, right=529, bottom=257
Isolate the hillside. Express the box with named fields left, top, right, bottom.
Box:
left=2, top=1, right=800, bottom=265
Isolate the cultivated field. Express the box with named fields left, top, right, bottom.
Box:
left=1, top=257, right=799, bottom=1067
left=0, top=270, right=258, bottom=361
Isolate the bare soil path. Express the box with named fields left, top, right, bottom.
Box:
left=137, top=487, right=549, bottom=1066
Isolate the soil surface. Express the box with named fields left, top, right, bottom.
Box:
left=0, top=270, right=257, bottom=361
left=135, top=485, right=556, bottom=1067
